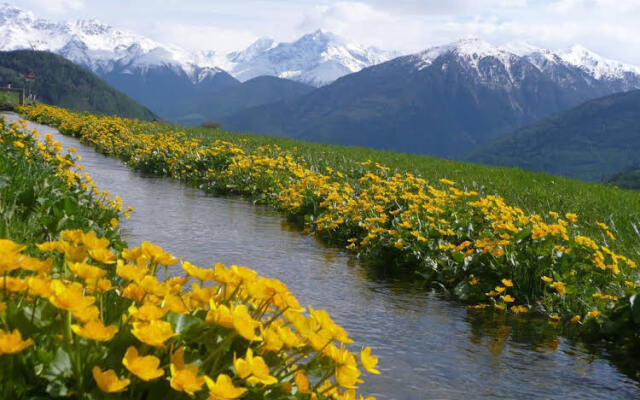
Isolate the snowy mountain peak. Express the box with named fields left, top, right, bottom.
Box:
left=415, top=38, right=516, bottom=71
left=558, top=45, right=640, bottom=79
left=0, top=3, right=32, bottom=23
left=0, top=3, right=394, bottom=87
left=409, top=37, right=640, bottom=88
left=227, top=30, right=396, bottom=86
left=0, top=3, right=228, bottom=83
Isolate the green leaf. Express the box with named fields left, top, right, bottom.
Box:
left=42, top=347, right=73, bottom=382
left=167, top=312, right=201, bottom=335
left=451, top=252, right=465, bottom=263
left=514, top=229, right=532, bottom=243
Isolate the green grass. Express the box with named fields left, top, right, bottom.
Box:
left=0, top=90, right=20, bottom=107
left=183, top=126, right=640, bottom=258
left=0, top=117, right=121, bottom=245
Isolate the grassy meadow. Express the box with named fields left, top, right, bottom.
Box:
left=0, top=90, right=20, bottom=109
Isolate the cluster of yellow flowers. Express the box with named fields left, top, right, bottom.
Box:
left=19, top=105, right=639, bottom=326
left=1, top=230, right=379, bottom=399
left=3, top=111, right=378, bottom=398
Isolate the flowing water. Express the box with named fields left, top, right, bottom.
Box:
left=7, top=113, right=640, bottom=400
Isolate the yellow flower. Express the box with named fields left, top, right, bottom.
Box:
left=336, top=364, right=362, bottom=389
left=360, top=346, right=380, bottom=374
left=131, top=320, right=176, bottom=347
left=122, top=346, right=164, bottom=381
left=0, top=239, right=26, bottom=254
left=0, top=329, right=34, bottom=355
left=571, top=315, right=581, bottom=323
left=565, top=213, right=578, bottom=223
left=588, top=310, right=601, bottom=318
left=204, top=374, right=247, bottom=400
left=541, top=276, right=553, bottom=283
left=233, top=348, right=277, bottom=386
left=206, top=301, right=234, bottom=328
left=551, top=281, right=566, bottom=295
left=72, top=319, right=118, bottom=342
left=68, top=262, right=107, bottom=281
left=183, top=261, right=216, bottom=281
left=501, top=279, right=513, bottom=287
left=294, top=371, right=311, bottom=394
left=92, top=366, right=130, bottom=393
left=549, top=314, right=561, bottom=322
left=110, top=218, right=119, bottom=228
left=89, top=248, right=117, bottom=264
left=500, top=295, right=515, bottom=303
left=439, top=178, right=455, bottom=186
left=49, top=281, right=96, bottom=312
left=510, top=305, right=528, bottom=314
left=128, top=303, right=168, bottom=322
left=170, top=363, right=205, bottom=395
left=232, top=305, right=261, bottom=342
left=141, top=241, right=178, bottom=266
left=494, top=286, right=506, bottom=294
left=116, top=259, right=149, bottom=282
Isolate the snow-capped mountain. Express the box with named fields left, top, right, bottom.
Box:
left=221, top=37, right=640, bottom=159
left=0, top=4, right=395, bottom=87
left=0, top=3, right=225, bottom=82
left=406, top=38, right=640, bottom=91
left=226, top=30, right=399, bottom=87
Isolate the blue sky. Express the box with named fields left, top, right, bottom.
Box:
left=14, top=0, right=640, bottom=64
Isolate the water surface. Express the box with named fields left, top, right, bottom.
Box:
left=8, top=113, right=639, bottom=400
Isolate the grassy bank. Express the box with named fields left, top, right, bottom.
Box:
left=185, top=126, right=640, bottom=255
left=19, top=105, right=640, bottom=349
left=0, top=90, right=20, bottom=110
left=0, top=114, right=379, bottom=399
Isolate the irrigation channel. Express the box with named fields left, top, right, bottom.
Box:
left=7, top=113, right=640, bottom=399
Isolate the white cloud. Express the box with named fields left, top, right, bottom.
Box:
left=8, top=0, right=640, bottom=65
left=23, top=0, right=84, bottom=13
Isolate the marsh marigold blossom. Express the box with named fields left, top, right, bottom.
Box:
left=92, top=366, right=130, bottom=393
left=204, top=374, right=247, bottom=400
left=122, top=346, right=164, bottom=381
left=0, top=329, right=33, bottom=355
left=170, top=363, right=205, bottom=395
left=131, top=320, right=176, bottom=347
left=72, top=319, right=118, bottom=342
left=360, top=347, right=380, bottom=374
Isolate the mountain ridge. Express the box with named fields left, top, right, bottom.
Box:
left=467, top=89, right=640, bottom=182
left=0, top=49, right=156, bottom=120
left=221, top=38, right=640, bottom=158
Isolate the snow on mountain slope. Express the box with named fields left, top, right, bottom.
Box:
left=227, top=30, right=400, bottom=86
left=2, top=2, right=639, bottom=89
left=404, top=37, right=640, bottom=90
left=0, top=3, right=225, bottom=82
left=0, top=4, right=395, bottom=86
left=558, top=45, right=640, bottom=80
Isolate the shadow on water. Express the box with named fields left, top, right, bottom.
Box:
left=7, top=113, right=640, bottom=400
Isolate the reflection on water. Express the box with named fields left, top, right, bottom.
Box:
left=8, top=113, right=640, bottom=400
